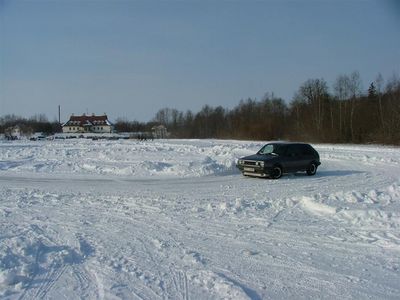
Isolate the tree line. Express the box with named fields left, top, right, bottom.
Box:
left=149, top=72, right=400, bottom=144
left=0, top=114, right=61, bottom=138
left=1, top=72, right=399, bottom=144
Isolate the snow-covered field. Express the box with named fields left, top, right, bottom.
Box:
left=0, top=139, right=399, bottom=299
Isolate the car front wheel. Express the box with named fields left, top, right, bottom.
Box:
left=306, top=162, right=317, bottom=176
left=271, top=166, right=282, bottom=179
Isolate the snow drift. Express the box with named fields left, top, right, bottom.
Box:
left=0, top=139, right=399, bottom=299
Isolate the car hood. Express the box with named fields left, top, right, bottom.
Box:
left=241, top=154, right=277, bottom=161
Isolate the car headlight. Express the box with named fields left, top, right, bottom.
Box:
left=257, top=161, right=264, bottom=167
left=238, top=159, right=244, bottom=165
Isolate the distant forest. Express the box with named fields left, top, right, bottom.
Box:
left=1, top=71, right=400, bottom=145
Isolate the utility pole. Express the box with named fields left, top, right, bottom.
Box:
left=58, top=105, right=61, bottom=125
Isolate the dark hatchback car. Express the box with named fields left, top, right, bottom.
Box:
left=236, top=142, right=321, bottom=179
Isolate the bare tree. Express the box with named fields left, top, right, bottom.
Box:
left=375, top=73, right=385, bottom=133
left=385, top=74, right=400, bottom=141
left=298, top=78, right=329, bottom=137
left=348, top=71, right=362, bottom=141
left=334, top=75, right=348, bottom=140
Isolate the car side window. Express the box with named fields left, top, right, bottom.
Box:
left=286, top=145, right=300, bottom=157
left=274, top=145, right=287, bottom=156
left=301, top=145, right=314, bottom=156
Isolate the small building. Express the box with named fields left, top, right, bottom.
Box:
left=62, top=114, right=113, bottom=134
left=151, top=125, right=168, bottom=139
left=4, top=125, right=21, bottom=140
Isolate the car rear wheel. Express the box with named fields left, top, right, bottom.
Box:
left=271, top=166, right=282, bottom=179
left=306, top=162, right=317, bottom=176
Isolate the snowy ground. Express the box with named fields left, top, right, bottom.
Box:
left=0, top=139, right=399, bottom=299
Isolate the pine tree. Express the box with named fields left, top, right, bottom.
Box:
left=368, top=82, right=377, bottom=98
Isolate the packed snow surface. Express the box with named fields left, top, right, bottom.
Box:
left=0, top=139, right=400, bottom=299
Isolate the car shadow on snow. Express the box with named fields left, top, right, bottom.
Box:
left=209, top=166, right=364, bottom=179
left=259, top=169, right=365, bottom=180
left=313, top=170, right=365, bottom=177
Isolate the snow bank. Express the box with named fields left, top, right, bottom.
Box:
left=303, top=186, right=400, bottom=225
left=0, top=139, right=256, bottom=178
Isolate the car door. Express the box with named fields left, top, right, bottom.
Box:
left=282, top=145, right=303, bottom=172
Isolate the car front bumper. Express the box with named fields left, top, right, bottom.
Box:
left=236, top=164, right=271, bottom=178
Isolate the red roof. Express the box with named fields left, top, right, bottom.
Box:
left=64, top=114, right=111, bottom=126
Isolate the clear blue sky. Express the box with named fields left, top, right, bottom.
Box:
left=1, top=0, right=399, bottom=122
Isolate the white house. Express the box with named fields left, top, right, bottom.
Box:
left=151, top=125, right=168, bottom=139
left=62, top=114, right=113, bottom=134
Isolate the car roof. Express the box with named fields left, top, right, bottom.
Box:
left=265, top=141, right=310, bottom=145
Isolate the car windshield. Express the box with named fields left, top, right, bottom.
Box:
left=258, top=144, right=274, bottom=155
left=258, top=144, right=286, bottom=156
left=258, top=144, right=275, bottom=155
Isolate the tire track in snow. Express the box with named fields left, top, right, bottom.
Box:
left=19, top=263, right=68, bottom=300
left=33, top=264, right=68, bottom=299
left=2, top=140, right=400, bottom=299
